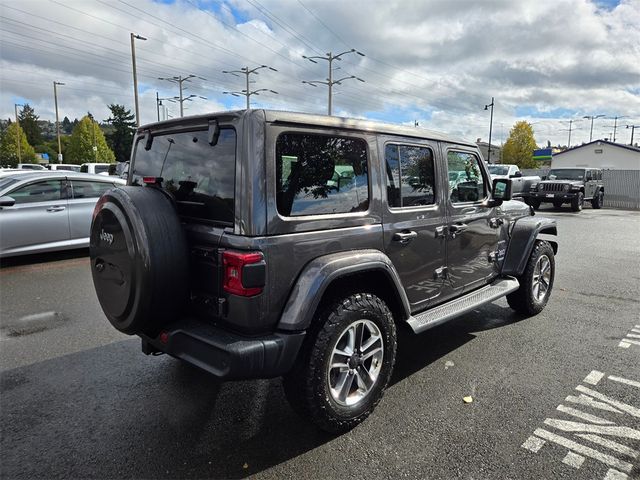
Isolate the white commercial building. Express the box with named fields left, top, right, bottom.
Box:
left=551, top=140, right=640, bottom=170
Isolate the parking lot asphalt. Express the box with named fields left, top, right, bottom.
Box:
left=1, top=207, right=639, bottom=480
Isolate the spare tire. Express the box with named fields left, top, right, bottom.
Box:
left=90, top=186, right=189, bottom=335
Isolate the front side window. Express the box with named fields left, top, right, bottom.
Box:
left=447, top=151, right=486, bottom=203
left=276, top=133, right=369, bottom=217
left=132, top=128, right=236, bottom=224
left=385, top=144, right=436, bottom=207
left=10, top=180, right=65, bottom=205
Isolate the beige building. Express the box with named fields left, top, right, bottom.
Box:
left=551, top=140, right=640, bottom=170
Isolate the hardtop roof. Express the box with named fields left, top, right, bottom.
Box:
left=139, top=109, right=477, bottom=148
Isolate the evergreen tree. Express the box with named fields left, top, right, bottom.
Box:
left=0, top=122, right=37, bottom=167
left=104, top=104, right=136, bottom=162
left=18, top=104, right=42, bottom=146
left=502, top=121, right=538, bottom=168
left=62, top=116, right=72, bottom=134
left=66, top=115, right=115, bottom=164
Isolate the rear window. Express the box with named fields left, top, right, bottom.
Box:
left=131, top=128, right=236, bottom=225
left=276, top=132, right=369, bottom=217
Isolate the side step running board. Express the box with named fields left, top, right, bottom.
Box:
left=407, top=277, right=520, bottom=334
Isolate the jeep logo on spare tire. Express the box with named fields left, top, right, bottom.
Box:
left=100, top=229, right=114, bottom=245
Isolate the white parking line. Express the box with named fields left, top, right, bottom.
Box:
left=584, top=370, right=605, bottom=385
left=619, top=325, right=640, bottom=348
left=522, top=371, right=640, bottom=479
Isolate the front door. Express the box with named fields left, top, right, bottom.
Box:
left=381, top=139, right=447, bottom=312
left=444, top=148, right=501, bottom=295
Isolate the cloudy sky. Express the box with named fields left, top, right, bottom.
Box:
left=1, top=0, right=639, bottom=147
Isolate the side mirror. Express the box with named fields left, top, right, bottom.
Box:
left=0, top=196, right=16, bottom=207
left=208, top=119, right=220, bottom=146
left=541, top=175, right=547, bottom=180
left=514, top=171, right=522, bottom=177
left=492, top=178, right=512, bottom=203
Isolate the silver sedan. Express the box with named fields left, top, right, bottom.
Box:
left=0, top=171, right=125, bottom=258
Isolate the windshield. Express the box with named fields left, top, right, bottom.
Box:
left=488, top=165, right=509, bottom=175
left=131, top=128, right=236, bottom=225
left=548, top=169, right=584, bottom=180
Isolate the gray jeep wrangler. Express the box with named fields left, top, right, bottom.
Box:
left=529, top=167, right=604, bottom=212
left=90, top=110, right=558, bottom=433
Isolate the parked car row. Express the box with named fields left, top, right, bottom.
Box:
left=6, top=163, right=116, bottom=175
left=0, top=171, right=125, bottom=258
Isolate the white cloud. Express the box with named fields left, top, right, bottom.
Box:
left=1, top=0, right=638, bottom=147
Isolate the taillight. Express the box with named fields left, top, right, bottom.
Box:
left=222, top=251, right=265, bottom=297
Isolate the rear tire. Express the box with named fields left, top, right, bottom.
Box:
left=507, top=241, right=555, bottom=316
left=283, top=293, right=396, bottom=434
left=571, top=192, right=584, bottom=212
left=591, top=191, right=604, bottom=209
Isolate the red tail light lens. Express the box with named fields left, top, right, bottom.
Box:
left=223, top=251, right=265, bottom=297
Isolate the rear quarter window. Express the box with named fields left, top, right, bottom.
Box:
left=275, top=132, right=369, bottom=217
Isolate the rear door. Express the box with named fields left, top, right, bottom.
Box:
left=444, top=148, right=501, bottom=295
left=67, top=178, right=120, bottom=241
left=381, top=138, right=447, bottom=312
left=0, top=179, right=70, bottom=255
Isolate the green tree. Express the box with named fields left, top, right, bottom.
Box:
left=502, top=121, right=538, bottom=168
left=61, top=116, right=72, bottom=134
left=18, top=104, right=42, bottom=146
left=65, top=115, right=115, bottom=164
left=104, top=104, right=136, bottom=162
left=0, top=122, right=37, bottom=167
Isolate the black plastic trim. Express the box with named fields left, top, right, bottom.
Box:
left=140, top=318, right=305, bottom=379
left=502, top=216, right=558, bottom=276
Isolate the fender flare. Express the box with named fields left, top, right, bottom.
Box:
left=502, top=216, right=558, bottom=277
left=277, top=249, right=411, bottom=331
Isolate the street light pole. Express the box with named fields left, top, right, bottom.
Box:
left=222, top=65, right=278, bottom=110
left=130, top=33, right=147, bottom=127
left=159, top=74, right=207, bottom=117
left=302, top=49, right=365, bottom=115
left=583, top=114, right=605, bottom=142
left=53, top=81, right=64, bottom=163
left=484, top=97, right=495, bottom=164
left=14, top=103, right=22, bottom=163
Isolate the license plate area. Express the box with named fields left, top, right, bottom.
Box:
left=546, top=194, right=555, bottom=198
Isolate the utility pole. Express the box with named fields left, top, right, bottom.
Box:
left=159, top=75, right=207, bottom=117
left=302, top=49, right=365, bottom=115
left=484, top=97, right=495, bottom=164
left=88, top=113, right=97, bottom=162
left=626, top=125, right=639, bottom=146
left=14, top=103, right=24, bottom=163
left=53, top=81, right=64, bottom=163
left=130, top=33, right=147, bottom=127
left=583, top=114, right=605, bottom=142
left=222, top=65, right=278, bottom=109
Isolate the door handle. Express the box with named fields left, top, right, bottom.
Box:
left=393, top=230, right=418, bottom=244
left=449, top=223, right=468, bottom=238
left=46, top=206, right=66, bottom=212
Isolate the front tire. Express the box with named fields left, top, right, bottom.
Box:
left=571, top=192, right=584, bottom=212
left=283, top=293, right=397, bottom=434
left=530, top=199, right=541, bottom=210
left=507, top=241, right=555, bottom=316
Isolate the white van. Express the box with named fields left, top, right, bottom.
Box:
left=80, top=163, right=111, bottom=175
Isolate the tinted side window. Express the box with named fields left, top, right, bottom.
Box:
left=80, top=165, right=89, bottom=173
left=10, top=180, right=65, bottom=204
left=95, top=165, right=109, bottom=174
left=71, top=180, right=114, bottom=199
left=385, top=144, right=436, bottom=207
left=447, top=151, right=486, bottom=203
left=276, top=133, right=369, bottom=217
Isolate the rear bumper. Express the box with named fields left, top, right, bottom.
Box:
left=140, top=318, right=305, bottom=380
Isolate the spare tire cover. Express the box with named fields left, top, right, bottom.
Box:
left=90, top=186, right=189, bottom=335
